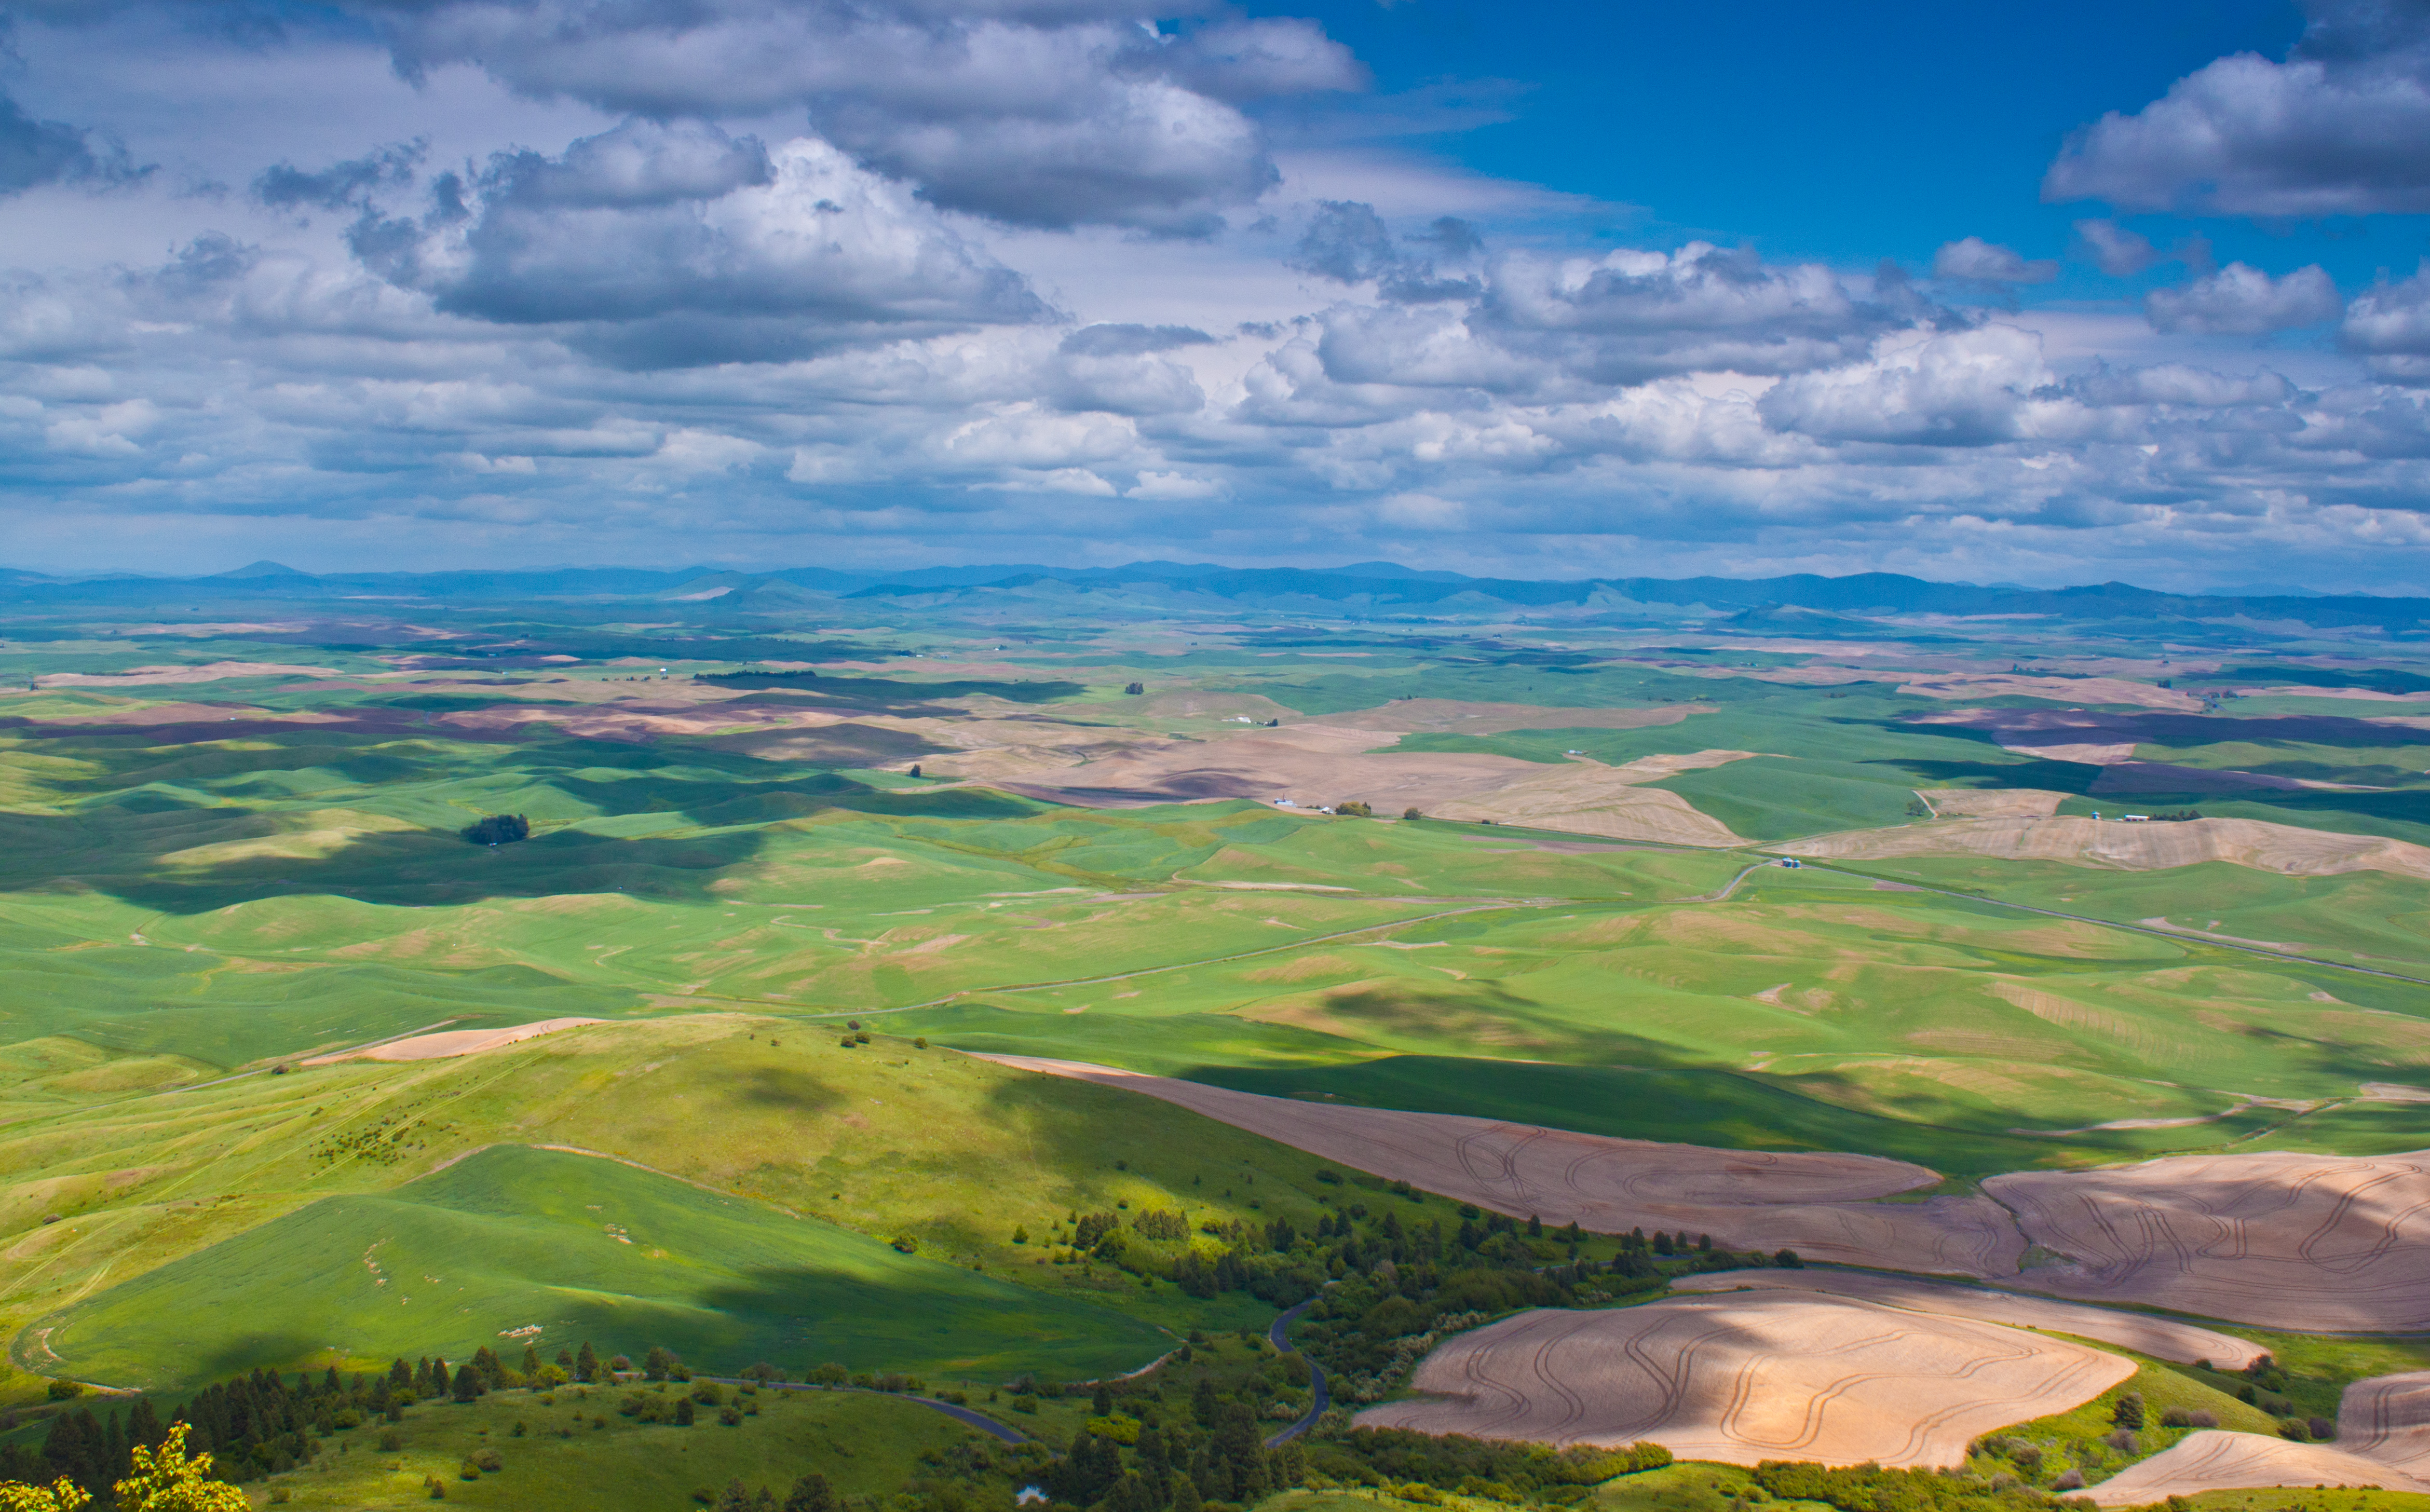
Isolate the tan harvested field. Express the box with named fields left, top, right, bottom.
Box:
left=978, top=716, right=1756, bottom=843
left=302, top=1017, right=602, bottom=1065
left=1775, top=815, right=2430, bottom=880
left=2000, top=742, right=2137, bottom=765
left=1667, top=1268, right=2262, bottom=1368
left=2083, top=1431, right=2426, bottom=1505
left=33, top=660, right=343, bottom=687
left=1357, top=1293, right=2133, bottom=1467
left=1424, top=753, right=1757, bottom=845
left=1898, top=675, right=2200, bottom=710
left=2341, top=1373, right=2430, bottom=1477
left=1986, top=1151, right=2430, bottom=1331
left=992, top=723, right=1546, bottom=808
left=978, top=1057, right=2023, bottom=1274
left=1306, top=700, right=1704, bottom=734
left=1919, top=788, right=2068, bottom=818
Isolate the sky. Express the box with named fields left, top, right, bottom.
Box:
left=3, top=0, right=2429, bottom=591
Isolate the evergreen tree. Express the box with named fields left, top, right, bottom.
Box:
left=127, top=1399, right=164, bottom=1452
left=644, top=1346, right=674, bottom=1382
left=450, top=1366, right=483, bottom=1404
left=674, top=1399, right=695, bottom=1427
left=1092, top=1385, right=1113, bottom=1415
left=576, top=1342, right=600, bottom=1383
left=389, top=1360, right=412, bottom=1393
left=1191, top=1378, right=1219, bottom=1426
left=520, top=1346, right=542, bottom=1380
left=1527, top=1215, right=1542, bottom=1237
left=1170, top=1475, right=1202, bottom=1512
left=782, top=1473, right=836, bottom=1512
left=716, top=1478, right=755, bottom=1512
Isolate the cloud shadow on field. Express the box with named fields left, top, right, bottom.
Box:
left=735, top=1066, right=847, bottom=1114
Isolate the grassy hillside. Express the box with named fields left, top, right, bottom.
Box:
left=0, top=1016, right=1431, bottom=1389
left=36, top=1146, right=1169, bottom=1389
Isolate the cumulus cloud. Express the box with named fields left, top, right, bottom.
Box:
left=1932, top=237, right=2057, bottom=284
left=1757, top=325, right=2065, bottom=447
left=2342, top=261, right=2430, bottom=382
left=2045, top=0, right=2430, bottom=216
left=255, top=140, right=425, bottom=212
left=0, top=91, right=141, bottom=194
left=1290, top=200, right=1480, bottom=301
left=351, top=121, right=1050, bottom=366
left=1475, top=242, right=1929, bottom=387
left=326, top=0, right=1359, bottom=233
left=2145, top=262, right=2343, bottom=334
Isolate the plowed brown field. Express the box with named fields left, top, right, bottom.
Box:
left=1357, top=1293, right=2132, bottom=1466
left=1667, top=1269, right=2261, bottom=1367
left=1987, top=1151, right=2430, bottom=1331
left=2084, top=1431, right=2425, bottom=1505
left=2339, top=1371, right=2430, bottom=1477
left=978, top=1057, right=2021, bottom=1273
left=1776, top=815, right=2430, bottom=880
left=303, top=1017, right=601, bottom=1065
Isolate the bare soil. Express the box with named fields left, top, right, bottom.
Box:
left=1668, top=1268, right=2262, bottom=1368
left=1359, top=1292, right=2133, bottom=1467
left=1777, top=815, right=2430, bottom=880
left=303, top=1017, right=602, bottom=1065
left=1986, top=1150, right=2430, bottom=1331
left=2083, top=1431, right=2425, bottom=1505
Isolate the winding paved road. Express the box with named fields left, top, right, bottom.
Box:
left=1266, top=1296, right=1331, bottom=1447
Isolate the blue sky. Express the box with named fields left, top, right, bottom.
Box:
left=2, top=0, right=2428, bottom=590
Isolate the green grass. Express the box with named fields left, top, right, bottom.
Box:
left=0, top=1015, right=1434, bottom=1385
left=37, top=1145, right=1171, bottom=1390
left=235, top=1379, right=992, bottom=1512
left=1990, top=1353, right=2276, bottom=1487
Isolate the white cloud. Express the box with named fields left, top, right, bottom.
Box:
left=1932, top=237, right=2057, bottom=284
left=2045, top=0, right=2430, bottom=216
left=1128, top=470, right=1224, bottom=499
left=2342, top=261, right=2430, bottom=383
left=2145, top=263, right=2343, bottom=335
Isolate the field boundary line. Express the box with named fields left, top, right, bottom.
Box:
left=1780, top=857, right=2430, bottom=990
left=809, top=897, right=1580, bottom=1019
left=0, top=1016, right=468, bottom=1130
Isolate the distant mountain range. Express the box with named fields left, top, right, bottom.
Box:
left=1, top=560, right=2423, bottom=632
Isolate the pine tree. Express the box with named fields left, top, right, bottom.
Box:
left=644, top=1346, right=674, bottom=1382
left=451, top=1365, right=483, bottom=1404
left=576, top=1342, right=600, bottom=1383
left=390, top=1360, right=412, bottom=1393
left=127, top=1399, right=163, bottom=1452
left=1092, top=1385, right=1113, bottom=1415
left=674, top=1399, right=695, bottom=1427
left=716, top=1478, right=755, bottom=1512
left=520, top=1346, right=542, bottom=1380
left=1170, top=1474, right=1203, bottom=1512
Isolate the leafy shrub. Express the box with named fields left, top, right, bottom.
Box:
left=460, top=814, right=530, bottom=846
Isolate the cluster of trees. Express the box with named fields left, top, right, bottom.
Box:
left=459, top=813, right=530, bottom=846
left=1312, top=1429, right=1668, bottom=1505
left=17, top=1342, right=626, bottom=1498
left=1752, top=1460, right=2092, bottom=1512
